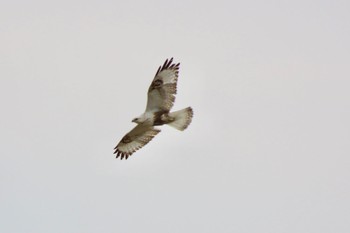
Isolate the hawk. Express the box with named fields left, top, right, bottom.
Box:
left=114, top=58, right=193, bottom=159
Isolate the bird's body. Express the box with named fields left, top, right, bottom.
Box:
left=114, top=58, right=193, bottom=159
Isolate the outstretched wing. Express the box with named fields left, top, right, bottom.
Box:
left=146, top=58, right=179, bottom=112
left=114, top=124, right=161, bottom=160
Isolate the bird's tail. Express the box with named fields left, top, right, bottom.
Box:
left=167, top=107, right=193, bottom=131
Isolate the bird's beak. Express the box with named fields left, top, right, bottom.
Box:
left=132, top=118, right=137, bottom=123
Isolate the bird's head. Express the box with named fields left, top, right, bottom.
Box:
left=132, top=115, right=146, bottom=124
left=132, top=117, right=140, bottom=123
left=132, top=113, right=151, bottom=124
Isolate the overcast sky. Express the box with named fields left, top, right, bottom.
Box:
left=1, top=0, right=350, bottom=232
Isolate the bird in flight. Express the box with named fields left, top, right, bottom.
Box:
left=114, top=58, right=193, bottom=160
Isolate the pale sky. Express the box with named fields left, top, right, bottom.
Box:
left=1, top=0, right=350, bottom=232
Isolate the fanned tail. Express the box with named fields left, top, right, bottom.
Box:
left=167, top=107, right=193, bottom=131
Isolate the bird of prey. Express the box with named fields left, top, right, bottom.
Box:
left=114, top=58, right=193, bottom=160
